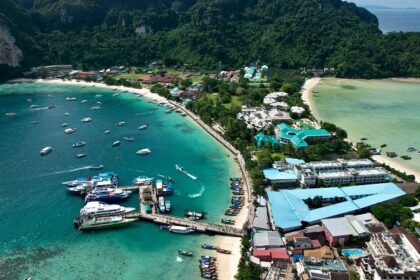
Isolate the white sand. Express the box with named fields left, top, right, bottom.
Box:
left=372, top=155, right=419, bottom=183
left=214, top=236, right=242, bottom=280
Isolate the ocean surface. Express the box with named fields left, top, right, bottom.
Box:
left=0, top=82, right=238, bottom=279
left=311, top=79, right=420, bottom=176
left=367, top=8, right=420, bottom=33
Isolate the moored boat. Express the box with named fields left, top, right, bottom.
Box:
left=75, top=216, right=136, bottom=231
left=64, top=128, right=76, bottom=134
left=184, top=209, right=205, bottom=219
left=66, top=97, right=77, bottom=101
left=137, top=124, right=149, bottom=130
left=112, top=141, right=121, bottom=147
left=80, top=201, right=135, bottom=218
left=165, top=200, right=171, bottom=212
left=40, top=146, right=53, bottom=155
left=201, top=244, right=217, bottom=250
left=158, top=196, right=166, bottom=213
left=72, top=141, right=86, bottom=148
left=81, top=117, right=92, bottom=122
left=133, top=176, right=154, bottom=186
left=123, top=137, right=135, bottom=141
left=61, top=123, right=68, bottom=127
left=90, top=106, right=101, bottom=110
left=168, top=225, right=195, bottom=234
left=104, top=130, right=111, bottom=134
left=85, top=188, right=131, bottom=203
left=75, top=153, right=87, bottom=158
left=178, top=250, right=193, bottom=257
left=117, top=121, right=126, bottom=127
left=136, top=148, right=151, bottom=155
left=221, top=218, right=235, bottom=225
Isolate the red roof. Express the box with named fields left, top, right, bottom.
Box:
left=252, top=249, right=290, bottom=261
left=311, top=239, right=321, bottom=248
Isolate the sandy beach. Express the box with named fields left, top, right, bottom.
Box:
left=14, top=77, right=249, bottom=280
left=301, top=77, right=321, bottom=117
left=372, top=155, right=420, bottom=182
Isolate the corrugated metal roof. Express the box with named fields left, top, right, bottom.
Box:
left=252, top=231, right=284, bottom=248
left=253, top=207, right=271, bottom=230
left=263, top=168, right=298, bottom=181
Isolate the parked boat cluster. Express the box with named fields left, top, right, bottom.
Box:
left=224, top=177, right=245, bottom=217
left=199, top=256, right=218, bottom=279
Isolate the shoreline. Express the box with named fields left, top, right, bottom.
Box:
left=301, top=77, right=419, bottom=183
left=12, top=78, right=250, bottom=280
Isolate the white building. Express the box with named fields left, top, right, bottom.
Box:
left=237, top=106, right=290, bottom=131
left=291, top=106, right=306, bottom=117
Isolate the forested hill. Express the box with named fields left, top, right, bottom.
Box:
left=1, top=0, right=419, bottom=78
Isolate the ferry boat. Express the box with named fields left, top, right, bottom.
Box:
left=136, top=148, right=151, bottom=155
left=85, top=188, right=131, bottom=203
left=89, top=165, right=104, bottom=170
left=165, top=200, right=171, bottom=212
left=104, top=130, right=111, bottom=134
left=66, top=97, right=77, bottom=101
left=75, top=216, right=137, bottom=231
left=168, top=225, right=195, bottom=234
left=81, top=117, right=92, bottom=122
left=80, top=201, right=135, bottom=218
left=72, top=141, right=86, bottom=148
left=75, top=153, right=87, bottom=158
left=137, top=124, right=149, bottom=130
left=178, top=250, right=193, bottom=257
left=40, top=146, right=53, bottom=155
left=112, top=141, right=121, bottom=147
left=133, top=176, right=154, bottom=186
left=117, top=121, right=126, bottom=127
left=64, top=128, right=76, bottom=134
left=123, top=137, right=135, bottom=141
left=61, top=123, right=68, bottom=127
left=158, top=196, right=166, bottom=213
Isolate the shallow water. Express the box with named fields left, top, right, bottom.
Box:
left=0, top=82, right=238, bottom=279
left=312, top=79, right=420, bottom=176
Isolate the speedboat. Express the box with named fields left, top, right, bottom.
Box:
left=64, top=128, right=76, bottom=134
left=66, top=97, right=77, bottom=101
left=90, top=106, right=101, bottom=110
left=104, top=130, right=111, bottom=134
left=165, top=200, right=171, bottom=212
left=168, top=225, right=195, bottom=234
left=117, top=121, right=126, bottom=127
left=62, top=177, right=90, bottom=187
left=75, top=153, right=87, bottom=158
left=81, top=117, right=92, bottom=122
left=89, top=165, right=104, bottom=170
left=29, top=104, right=39, bottom=109
left=123, top=137, right=135, bottom=141
left=85, top=188, right=131, bottom=203
left=158, top=196, right=166, bottom=213
left=75, top=216, right=137, bottom=231
left=40, top=146, right=53, bottom=155
left=72, top=141, right=86, bottom=148
left=112, top=141, right=121, bottom=147
left=48, top=105, right=55, bottom=109
left=132, top=176, right=154, bottom=186
left=137, top=124, right=148, bottom=130
left=80, top=201, right=135, bottom=218
left=67, top=183, right=92, bottom=195
left=136, top=148, right=151, bottom=155
left=175, top=164, right=185, bottom=172
left=61, top=123, right=68, bottom=127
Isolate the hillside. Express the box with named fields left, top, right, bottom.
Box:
left=1, top=0, right=419, bottom=78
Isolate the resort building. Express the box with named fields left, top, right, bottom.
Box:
left=266, top=183, right=405, bottom=232
left=26, top=64, right=73, bottom=78
left=238, top=106, right=291, bottom=131
left=290, top=106, right=306, bottom=117
left=360, top=231, right=420, bottom=280
left=275, top=123, right=331, bottom=148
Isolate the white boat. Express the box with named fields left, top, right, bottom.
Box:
left=90, top=106, right=101, bottom=110
left=137, top=124, right=149, bottom=130
left=80, top=99, right=87, bottom=104
left=75, top=153, right=87, bottom=158
left=76, top=216, right=137, bottom=231
left=80, top=201, right=135, bottom=218
left=112, top=141, right=121, bottom=147
left=156, top=180, right=163, bottom=195
left=61, top=123, right=68, bottom=127
left=40, top=146, right=53, bottom=155
left=168, top=225, right=195, bottom=234
left=123, top=137, right=135, bottom=141
left=64, top=128, right=76, bottom=134
left=137, top=148, right=151, bottom=155
left=64, top=112, right=70, bottom=116
left=81, top=117, right=92, bottom=122
left=132, top=176, right=154, bottom=186
left=117, top=121, right=126, bottom=127
left=66, top=97, right=77, bottom=101
left=29, top=104, right=39, bottom=109
left=104, top=130, right=111, bottom=134
left=158, top=196, right=166, bottom=213
left=72, top=141, right=86, bottom=148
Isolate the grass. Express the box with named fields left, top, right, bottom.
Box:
left=115, top=73, right=148, bottom=80
left=223, top=96, right=242, bottom=110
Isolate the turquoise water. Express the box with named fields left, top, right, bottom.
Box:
left=312, top=79, right=420, bottom=178
left=0, top=82, right=238, bottom=279
left=342, top=249, right=367, bottom=259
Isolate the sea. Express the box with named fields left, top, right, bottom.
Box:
left=0, top=82, right=239, bottom=279
left=367, top=8, right=420, bottom=33
left=311, top=78, right=420, bottom=177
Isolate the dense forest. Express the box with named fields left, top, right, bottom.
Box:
left=0, top=0, right=419, bottom=79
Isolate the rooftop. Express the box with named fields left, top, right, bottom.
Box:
left=263, top=168, right=298, bottom=181
left=267, top=183, right=406, bottom=231
left=277, top=123, right=331, bottom=148
left=253, top=231, right=284, bottom=248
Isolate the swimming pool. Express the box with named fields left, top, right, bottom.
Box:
left=342, top=249, right=367, bottom=259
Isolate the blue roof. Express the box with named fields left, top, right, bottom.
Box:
left=276, top=123, right=331, bottom=148
left=254, top=133, right=280, bottom=147
left=267, top=183, right=405, bottom=231
left=285, top=158, right=305, bottom=165
left=263, top=169, right=298, bottom=181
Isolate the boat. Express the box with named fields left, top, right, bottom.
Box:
left=72, top=141, right=86, bottom=148
left=112, top=141, right=121, bottom=147
left=162, top=183, right=173, bottom=195
left=386, top=151, right=397, bottom=158
left=123, top=137, right=135, bottom=141
left=64, top=112, right=70, bottom=116
left=89, top=165, right=104, bottom=170
left=80, top=100, right=88, bottom=104
left=80, top=201, right=135, bottom=218
left=158, top=196, right=166, bottom=213
left=176, top=164, right=185, bottom=172
left=201, top=244, right=217, bottom=250
left=132, top=176, right=154, bottom=186
left=380, top=144, right=387, bottom=148
left=81, top=117, right=92, bottom=122
left=67, top=183, right=92, bottom=195
left=104, top=130, right=111, bottom=134
left=175, top=164, right=197, bottom=180
left=29, top=104, right=39, bottom=109
left=407, top=147, right=417, bottom=152
left=85, top=188, right=131, bottom=203
left=40, top=146, right=53, bottom=155
left=117, top=121, right=126, bottom=127
left=61, top=123, right=68, bottom=127
left=90, top=106, right=101, bottom=110
left=5, top=112, right=15, bottom=116
left=95, top=94, right=102, bottom=98
left=75, top=153, right=87, bottom=158
left=216, top=248, right=231, bottom=254
left=168, top=225, right=195, bottom=234
left=184, top=209, right=205, bottom=219
left=137, top=124, right=149, bottom=130
left=156, top=180, right=164, bottom=195
left=401, top=155, right=412, bottom=160
left=66, top=97, right=77, bottom=101
left=360, top=137, right=368, bottom=141
left=75, top=216, right=137, bottom=231
left=48, top=105, right=56, bottom=109
left=165, top=200, right=171, bottom=212
left=178, top=250, right=193, bottom=257
left=221, top=218, right=235, bottom=225
left=64, top=128, right=76, bottom=134
left=30, top=120, right=38, bottom=124
left=137, top=148, right=151, bottom=155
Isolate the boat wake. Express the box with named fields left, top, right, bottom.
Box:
left=188, top=185, right=206, bottom=198
left=38, top=166, right=92, bottom=177
left=185, top=172, right=197, bottom=180
left=176, top=256, right=183, bottom=263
